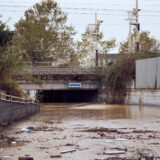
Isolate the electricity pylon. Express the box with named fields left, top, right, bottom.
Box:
left=88, top=13, right=103, bottom=66
left=126, top=0, right=140, bottom=53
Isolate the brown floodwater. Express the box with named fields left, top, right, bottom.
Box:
left=2, top=103, right=160, bottom=160
left=40, top=103, right=160, bottom=121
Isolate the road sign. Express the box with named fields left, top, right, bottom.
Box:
left=68, top=83, right=81, bottom=88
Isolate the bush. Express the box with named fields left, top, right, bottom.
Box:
left=0, top=80, right=24, bottom=97
left=103, top=52, right=160, bottom=103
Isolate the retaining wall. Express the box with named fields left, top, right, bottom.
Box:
left=0, top=99, right=40, bottom=123
left=125, top=89, right=160, bottom=106
left=136, top=57, right=160, bottom=89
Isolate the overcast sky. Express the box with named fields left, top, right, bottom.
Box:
left=0, top=0, right=160, bottom=52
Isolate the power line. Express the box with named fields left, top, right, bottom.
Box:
left=0, top=5, right=129, bottom=12
left=0, top=7, right=160, bottom=15
left=1, top=9, right=160, bottom=17
left=1, top=0, right=160, bottom=7
left=75, top=23, right=160, bottom=26
left=142, top=10, right=160, bottom=13
left=0, top=5, right=160, bottom=14
left=0, top=1, right=134, bottom=5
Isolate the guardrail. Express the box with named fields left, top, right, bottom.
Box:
left=0, top=92, right=39, bottom=104
left=0, top=92, right=40, bottom=123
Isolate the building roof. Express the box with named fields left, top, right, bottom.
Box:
left=106, top=53, right=118, bottom=59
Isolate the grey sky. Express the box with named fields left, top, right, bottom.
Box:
left=0, top=0, right=160, bottom=52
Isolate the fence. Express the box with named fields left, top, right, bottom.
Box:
left=136, top=57, right=160, bottom=89
left=0, top=93, right=38, bottom=104
left=0, top=93, right=40, bottom=123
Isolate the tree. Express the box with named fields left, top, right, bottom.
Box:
left=76, top=26, right=116, bottom=66
left=119, top=30, right=160, bottom=54
left=15, top=0, right=76, bottom=63
left=0, top=22, right=13, bottom=47
left=0, top=20, right=28, bottom=96
left=103, top=33, right=160, bottom=103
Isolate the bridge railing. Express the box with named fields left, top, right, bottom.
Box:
left=26, top=66, right=101, bottom=75
left=0, top=92, right=39, bottom=104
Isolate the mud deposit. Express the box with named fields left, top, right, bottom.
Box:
left=1, top=103, right=160, bottom=160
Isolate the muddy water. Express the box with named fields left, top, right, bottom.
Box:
left=1, top=103, right=160, bottom=160
left=40, top=103, right=160, bottom=120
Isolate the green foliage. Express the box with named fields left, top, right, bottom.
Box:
left=0, top=22, right=13, bottom=47
left=0, top=19, right=30, bottom=96
left=0, top=80, right=24, bottom=97
left=0, top=46, right=29, bottom=96
left=58, top=63, right=69, bottom=67
left=103, top=30, right=160, bottom=103
left=77, top=26, right=116, bottom=66
left=119, top=30, right=160, bottom=54
left=15, top=0, right=76, bottom=64
left=103, top=54, right=136, bottom=90
left=103, top=52, right=160, bottom=103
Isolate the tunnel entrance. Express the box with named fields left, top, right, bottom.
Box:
left=38, top=90, right=98, bottom=103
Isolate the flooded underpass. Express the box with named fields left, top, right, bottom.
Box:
left=38, top=90, right=99, bottom=103
left=1, top=103, right=160, bottom=160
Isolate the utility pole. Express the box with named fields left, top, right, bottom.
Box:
left=88, top=13, right=103, bottom=66
left=135, top=0, right=140, bottom=52
left=128, top=15, right=132, bottom=52
left=126, top=11, right=134, bottom=53
left=126, top=0, right=140, bottom=53
left=95, top=13, right=103, bottom=66
left=95, top=13, right=99, bottom=67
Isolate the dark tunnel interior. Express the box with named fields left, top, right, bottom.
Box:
left=38, top=90, right=98, bottom=103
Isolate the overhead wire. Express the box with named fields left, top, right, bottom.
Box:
left=0, top=5, right=160, bottom=16
left=0, top=1, right=159, bottom=42
left=1, top=9, right=160, bottom=17
left=0, top=1, right=160, bottom=29
left=0, top=5, right=160, bottom=13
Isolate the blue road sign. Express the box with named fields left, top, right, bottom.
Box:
left=69, top=83, right=81, bottom=88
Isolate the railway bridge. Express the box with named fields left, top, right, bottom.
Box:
left=18, top=66, right=104, bottom=103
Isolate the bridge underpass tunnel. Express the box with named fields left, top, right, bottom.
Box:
left=38, top=90, right=98, bottom=103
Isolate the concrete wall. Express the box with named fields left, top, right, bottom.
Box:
left=19, top=80, right=100, bottom=90
left=0, top=99, right=40, bottom=123
left=136, top=57, right=160, bottom=89
left=125, top=89, right=160, bottom=106
left=125, top=58, right=160, bottom=106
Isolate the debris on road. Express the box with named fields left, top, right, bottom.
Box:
left=81, top=128, right=118, bottom=133
left=50, top=155, right=62, bottom=158
left=18, top=157, right=33, bottom=160
left=11, top=141, right=16, bottom=144
left=60, top=149, right=77, bottom=154
left=34, top=126, right=62, bottom=132
left=114, top=138, right=128, bottom=141
left=0, top=156, right=10, bottom=159
left=21, top=128, right=32, bottom=133
left=103, top=150, right=126, bottom=155
left=26, top=127, right=34, bottom=130
left=64, top=143, right=74, bottom=146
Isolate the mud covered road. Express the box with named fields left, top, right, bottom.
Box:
left=1, top=103, right=160, bottom=160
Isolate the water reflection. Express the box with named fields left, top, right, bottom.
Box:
left=40, top=103, right=160, bottom=121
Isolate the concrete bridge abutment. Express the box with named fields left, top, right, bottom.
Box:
left=18, top=66, right=103, bottom=103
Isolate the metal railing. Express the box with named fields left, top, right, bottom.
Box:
left=0, top=92, right=39, bottom=104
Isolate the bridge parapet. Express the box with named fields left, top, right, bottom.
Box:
left=18, top=66, right=102, bottom=90
left=26, top=66, right=100, bottom=75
